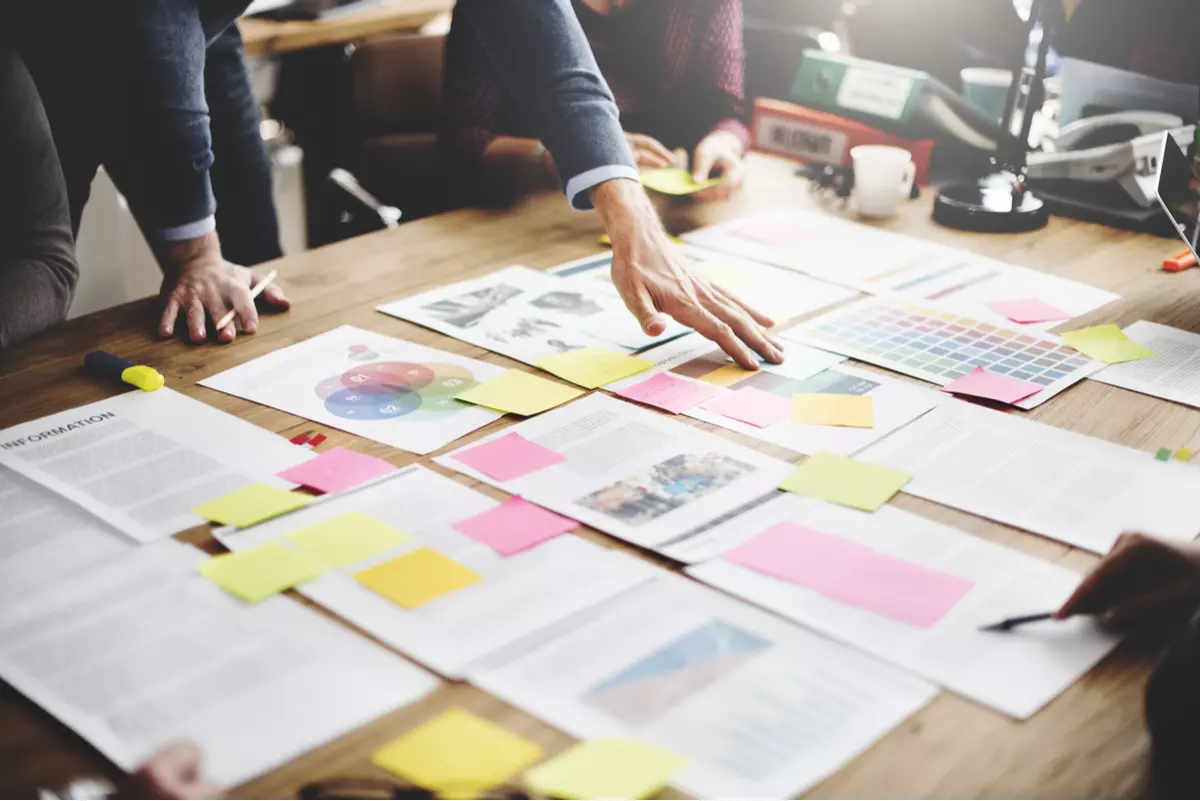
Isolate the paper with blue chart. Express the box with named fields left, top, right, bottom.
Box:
left=199, top=325, right=505, bottom=454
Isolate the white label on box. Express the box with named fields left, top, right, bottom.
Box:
left=835, top=68, right=915, bottom=120
left=756, top=116, right=849, bottom=164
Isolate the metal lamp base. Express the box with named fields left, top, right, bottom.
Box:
left=933, top=172, right=1050, bottom=233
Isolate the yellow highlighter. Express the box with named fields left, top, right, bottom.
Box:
left=84, top=351, right=165, bottom=392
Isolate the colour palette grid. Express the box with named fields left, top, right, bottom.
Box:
left=790, top=298, right=1099, bottom=408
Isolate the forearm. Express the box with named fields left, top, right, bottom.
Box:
left=590, top=178, right=669, bottom=245
left=153, top=231, right=223, bottom=277
left=0, top=255, right=77, bottom=348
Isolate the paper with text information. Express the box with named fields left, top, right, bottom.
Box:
left=1087, top=321, right=1200, bottom=407
left=687, top=495, right=1119, bottom=718
left=469, top=573, right=937, bottom=799
left=0, top=540, right=438, bottom=788
left=0, top=389, right=313, bottom=542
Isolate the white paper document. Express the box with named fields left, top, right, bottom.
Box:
left=436, top=395, right=795, bottom=557
left=0, top=389, right=312, bottom=542
left=859, top=402, right=1200, bottom=553
left=471, top=573, right=937, bottom=798
left=215, top=466, right=657, bottom=678
left=1088, top=321, right=1200, bottom=407
left=687, top=495, right=1119, bottom=718
left=0, top=540, right=438, bottom=788
left=199, top=325, right=505, bottom=455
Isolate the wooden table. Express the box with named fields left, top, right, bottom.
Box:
left=2, top=153, right=1196, bottom=798
left=239, top=0, right=453, bottom=56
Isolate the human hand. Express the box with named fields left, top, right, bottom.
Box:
left=1056, top=533, right=1200, bottom=631
left=691, top=130, right=746, bottom=203
left=158, top=233, right=289, bottom=343
left=126, top=742, right=222, bottom=799
left=591, top=179, right=781, bottom=369
left=625, top=132, right=675, bottom=170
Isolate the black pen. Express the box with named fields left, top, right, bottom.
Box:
left=978, top=612, right=1056, bottom=633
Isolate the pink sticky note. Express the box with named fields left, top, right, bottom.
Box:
left=701, top=386, right=790, bottom=428
left=942, top=367, right=1042, bottom=405
left=452, top=497, right=578, bottom=556
left=731, top=218, right=814, bottom=246
left=616, top=372, right=721, bottom=414
left=986, top=298, right=1072, bottom=325
left=450, top=432, right=566, bottom=482
left=726, top=522, right=974, bottom=628
left=276, top=447, right=396, bottom=494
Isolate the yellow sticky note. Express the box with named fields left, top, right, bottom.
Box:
left=524, top=738, right=688, bottom=800
left=191, top=484, right=311, bottom=528
left=698, top=363, right=757, bottom=388
left=355, top=547, right=481, bottom=609
left=641, top=168, right=724, bottom=196
left=1060, top=324, right=1156, bottom=364
left=536, top=347, right=653, bottom=389
left=199, top=541, right=323, bottom=603
left=780, top=450, right=910, bottom=511
left=372, top=708, right=543, bottom=795
left=286, top=511, right=411, bottom=569
left=792, top=393, right=875, bottom=428
left=1176, top=447, right=1194, bottom=462
left=455, top=369, right=584, bottom=416
left=600, top=232, right=680, bottom=247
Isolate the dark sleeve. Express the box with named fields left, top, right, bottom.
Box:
left=0, top=47, right=79, bottom=348
left=453, top=0, right=638, bottom=209
left=698, top=0, right=751, bottom=151
left=439, top=7, right=510, bottom=167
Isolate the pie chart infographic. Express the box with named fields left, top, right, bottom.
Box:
left=315, top=348, right=479, bottom=422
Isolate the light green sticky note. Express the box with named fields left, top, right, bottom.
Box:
left=191, top=483, right=311, bottom=528
left=285, top=511, right=411, bottom=569
left=523, top=738, right=689, bottom=800
left=641, top=168, right=724, bottom=196
left=536, top=347, right=653, bottom=389
left=199, top=541, right=323, bottom=603
left=1060, top=324, right=1157, bottom=364
left=455, top=369, right=584, bottom=416
left=372, top=708, right=543, bottom=795
left=780, top=450, right=910, bottom=511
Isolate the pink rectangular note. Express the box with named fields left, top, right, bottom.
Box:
left=452, top=497, right=578, bottom=556
left=986, top=298, right=1072, bottom=325
left=731, top=217, right=814, bottom=246
left=726, top=522, right=974, bottom=628
left=701, top=386, right=790, bottom=428
left=616, top=372, right=721, bottom=414
left=942, top=366, right=1042, bottom=405
left=450, top=432, right=566, bottom=482
left=276, top=446, right=396, bottom=494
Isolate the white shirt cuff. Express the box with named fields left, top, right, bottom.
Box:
left=157, top=216, right=217, bottom=242
left=565, top=165, right=641, bottom=210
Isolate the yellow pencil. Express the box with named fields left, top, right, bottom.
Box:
left=217, top=269, right=277, bottom=330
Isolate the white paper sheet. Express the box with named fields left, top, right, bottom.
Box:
left=435, top=395, right=794, bottom=558
left=215, top=466, right=657, bottom=678
left=687, top=495, right=1119, bottom=718
left=470, top=573, right=937, bottom=799
left=1088, top=321, right=1200, bottom=407
left=859, top=402, right=1200, bottom=553
left=199, top=325, right=505, bottom=455
left=0, top=540, right=438, bottom=788
left=0, top=389, right=312, bottom=542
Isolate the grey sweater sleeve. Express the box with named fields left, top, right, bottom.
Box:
left=0, top=47, right=78, bottom=348
left=454, top=0, right=638, bottom=208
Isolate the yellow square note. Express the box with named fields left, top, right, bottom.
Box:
left=191, top=483, right=311, bottom=528
left=697, top=363, right=757, bottom=388
left=780, top=450, right=910, bottom=512
left=1060, top=324, right=1156, bottom=364
left=355, top=547, right=482, bottom=609
left=536, top=347, right=653, bottom=389
left=523, top=738, right=688, bottom=800
left=792, top=393, right=875, bottom=428
left=286, top=511, right=411, bottom=569
left=372, top=708, right=543, bottom=795
left=199, top=541, right=323, bottom=603
left=641, top=168, right=724, bottom=196
left=455, top=369, right=584, bottom=416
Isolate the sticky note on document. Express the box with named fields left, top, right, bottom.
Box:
left=455, top=369, right=584, bottom=416
left=286, top=511, right=411, bottom=569
left=641, top=167, right=724, bottom=196
left=450, top=432, right=566, bottom=482
left=355, top=547, right=481, bottom=609
left=986, top=297, right=1072, bottom=325
left=452, top=497, right=578, bottom=556
left=1060, top=324, right=1156, bottom=364
left=616, top=372, right=720, bottom=414
left=200, top=540, right=323, bottom=603
left=277, top=446, right=396, bottom=495
left=523, top=738, right=688, bottom=800
left=792, top=393, right=875, bottom=428
left=536, top=347, right=652, bottom=389
left=191, top=483, right=311, bottom=527
left=780, top=450, right=910, bottom=511
left=941, top=367, right=1041, bottom=405
left=701, top=386, right=790, bottom=428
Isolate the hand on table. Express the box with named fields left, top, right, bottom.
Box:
left=158, top=233, right=289, bottom=343
left=625, top=132, right=675, bottom=170
left=1056, top=533, right=1200, bottom=631
left=691, top=130, right=746, bottom=203
left=591, top=178, right=781, bottom=369
left=125, top=742, right=222, bottom=799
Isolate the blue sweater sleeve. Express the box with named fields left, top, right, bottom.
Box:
left=454, top=0, right=638, bottom=209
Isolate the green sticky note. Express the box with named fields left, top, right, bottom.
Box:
left=286, top=511, right=411, bottom=569
left=191, top=483, right=311, bottom=528
left=372, top=708, right=543, bottom=795
left=1156, top=448, right=1172, bottom=462
left=1060, top=324, right=1157, bottom=364
left=455, top=369, right=584, bottom=416
left=199, top=541, right=323, bottom=603
left=641, top=168, right=724, bottom=196
left=536, top=347, right=653, bottom=389
left=780, top=450, right=911, bottom=511
left=523, top=738, right=688, bottom=800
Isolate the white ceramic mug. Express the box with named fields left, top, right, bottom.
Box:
left=850, top=145, right=916, bottom=219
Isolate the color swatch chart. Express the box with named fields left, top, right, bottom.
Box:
left=788, top=297, right=1102, bottom=409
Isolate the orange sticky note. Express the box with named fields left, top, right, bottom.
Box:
left=355, top=547, right=481, bottom=609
